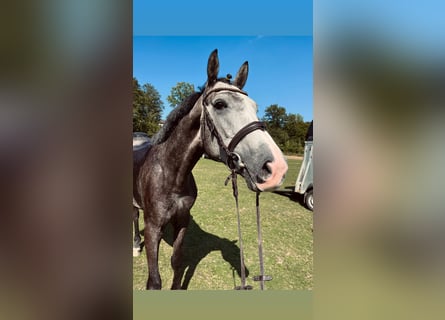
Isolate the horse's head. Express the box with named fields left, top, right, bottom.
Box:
left=200, top=49, right=288, bottom=192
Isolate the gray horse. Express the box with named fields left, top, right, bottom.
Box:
left=133, top=49, right=288, bottom=289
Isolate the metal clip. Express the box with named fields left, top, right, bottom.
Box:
left=228, top=152, right=245, bottom=171
left=253, top=275, right=272, bottom=281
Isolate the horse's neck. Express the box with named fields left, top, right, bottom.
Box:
left=160, top=104, right=203, bottom=183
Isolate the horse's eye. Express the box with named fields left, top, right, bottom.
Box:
left=213, top=100, right=227, bottom=110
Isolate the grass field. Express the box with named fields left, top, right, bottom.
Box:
left=133, top=157, right=313, bottom=290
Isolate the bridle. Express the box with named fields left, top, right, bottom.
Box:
left=200, top=85, right=272, bottom=290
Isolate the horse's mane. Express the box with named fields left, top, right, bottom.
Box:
left=151, top=90, right=203, bottom=145
left=151, top=78, right=233, bottom=145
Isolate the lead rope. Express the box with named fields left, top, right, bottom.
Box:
left=253, top=192, right=272, bottom=289
left=255, top=192, right=264, bottom=289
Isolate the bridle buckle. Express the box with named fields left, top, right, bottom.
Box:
left=227, top=152, right=245, bottom=172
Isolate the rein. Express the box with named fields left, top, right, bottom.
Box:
left=201, top=86, right=271, bottom=290
left=225, top=177, right=271, bottom=290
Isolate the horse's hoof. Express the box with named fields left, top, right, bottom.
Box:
left=133, top=247, right=142, bottom=257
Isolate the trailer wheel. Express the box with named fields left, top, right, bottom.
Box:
left=304, top=189, right=313, bottom=211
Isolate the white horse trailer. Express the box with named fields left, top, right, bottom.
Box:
left=295, top=121, right=313, bottom=211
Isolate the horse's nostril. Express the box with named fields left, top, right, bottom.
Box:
left=263, top=162, right=272, bottom=176
left=257, top=161, right=272, bottom=183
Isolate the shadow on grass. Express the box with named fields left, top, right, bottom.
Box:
left=273, top=185, right=305, bottom=206
left=159, top=216, right=249, bottom=290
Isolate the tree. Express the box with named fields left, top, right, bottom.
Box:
left=262, top=104, right=287, bottom=129
left=262, top=105, right=288, bottom=152
left=283, top=114, right=310, bottom=154
left=262, top=104, right=311, bottom=155
left=167, top=82, right=195, bottom=108
left=283, top=113, right=302, bottom=139
left=133, top=77, right=164, bottom=136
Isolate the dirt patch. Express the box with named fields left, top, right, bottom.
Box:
left=285, top=154, right=303, bottom=160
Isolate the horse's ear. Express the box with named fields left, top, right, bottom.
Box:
left=233, top=61, right=248, bottom=89
left=207, top=49, right=219, bottom=85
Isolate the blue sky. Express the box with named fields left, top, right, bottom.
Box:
left=133, top=36, right=313, bottom=121
left=133, top=0, right=313, bottom=122
left=133, top=1, right=312, bottom=36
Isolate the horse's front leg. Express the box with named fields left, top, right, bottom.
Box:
left=144, top=222, right=163, bottom=290
left=133, top=206, right=143, bottom=257
left=170, top=213, right=190, bottom=290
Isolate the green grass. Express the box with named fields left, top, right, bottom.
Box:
left=133, top=157, right=313, bottom=290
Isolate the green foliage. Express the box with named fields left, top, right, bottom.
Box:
left=167, top=82, right=195, bottom=108
left=262, top=104, right=287, bottom=128
left=133, top=77, right=164, bottom=136
left=262, top=105, right=311, bottom=155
